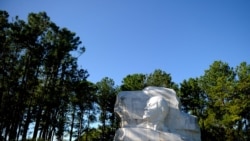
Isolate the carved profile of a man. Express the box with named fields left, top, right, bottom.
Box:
left=142, top=96, right=169, bottom=131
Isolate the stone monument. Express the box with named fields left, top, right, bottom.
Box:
left=114, top=86, right=201, bottom=141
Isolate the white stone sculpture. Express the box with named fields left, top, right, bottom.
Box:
left=114, top=86, right=201, bottom=141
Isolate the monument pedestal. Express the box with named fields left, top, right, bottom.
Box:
left=114, top=128, right=185, bottom=141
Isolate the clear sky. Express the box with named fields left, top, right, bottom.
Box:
left=1, top=0, right=250, bottom=86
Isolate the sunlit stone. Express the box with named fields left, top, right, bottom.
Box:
left=114, top=86, right=201, bottom=141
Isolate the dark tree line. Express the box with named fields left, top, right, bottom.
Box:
left=1, top=11, right=250, bottom=141
left=0, top=11, right=97, bottom=141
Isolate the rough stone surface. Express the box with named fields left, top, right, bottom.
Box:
left=114, top=86, right=201, bottom=141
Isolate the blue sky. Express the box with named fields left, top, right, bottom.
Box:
left=1, top=0, right=250, bottom=86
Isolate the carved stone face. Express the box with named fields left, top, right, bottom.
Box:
left=143, top=96, right=163, bottom=120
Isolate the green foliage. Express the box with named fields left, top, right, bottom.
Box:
left=146, top=69, right=178, bottom=90
left=120, top=69, right=178, bottom=91
left=179, top=78, right=206, bottom=116
left=96, top=77, right=119, bottom=140
left=120, top=73, right=146, bottom=90
left=179, top=61, right=250, bottom=141
left=79, top=128, right=102, bottom=141
left=0, top=10, right=91, bottom=141
left=198, top=61, right=238, bottom=140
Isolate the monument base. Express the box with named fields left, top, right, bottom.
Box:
left=114, top=128, right=186, bottom=141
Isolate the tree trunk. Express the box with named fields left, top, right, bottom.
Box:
left=22, top=105, right=32, bottom=140
left=101, top=112, right=106, bottom=140
left=69, top=108, right=75, bottom=141
left=32, top=106, right=42, bottom=140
